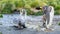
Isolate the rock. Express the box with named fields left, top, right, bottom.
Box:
left=44, top=28, right=54, bottom=32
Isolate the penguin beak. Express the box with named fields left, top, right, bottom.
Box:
left=40, top=7, right=42, bottom=9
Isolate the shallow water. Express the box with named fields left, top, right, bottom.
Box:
left=0, top=14, right=60, bottom=26
left=0, top=14, right=60, bottom=34
left=0, top=26, right=60, bottom=34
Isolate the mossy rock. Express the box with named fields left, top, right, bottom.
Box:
left=58, top=22, right=60, bottom=26
left=0, top=14, right=3, bottom=18
left=0, top=32, right=2, bottom=34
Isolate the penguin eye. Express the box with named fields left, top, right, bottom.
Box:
left=44, top=7, right=47, bottom=10
left=43, top=7, right=46, bottom=11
